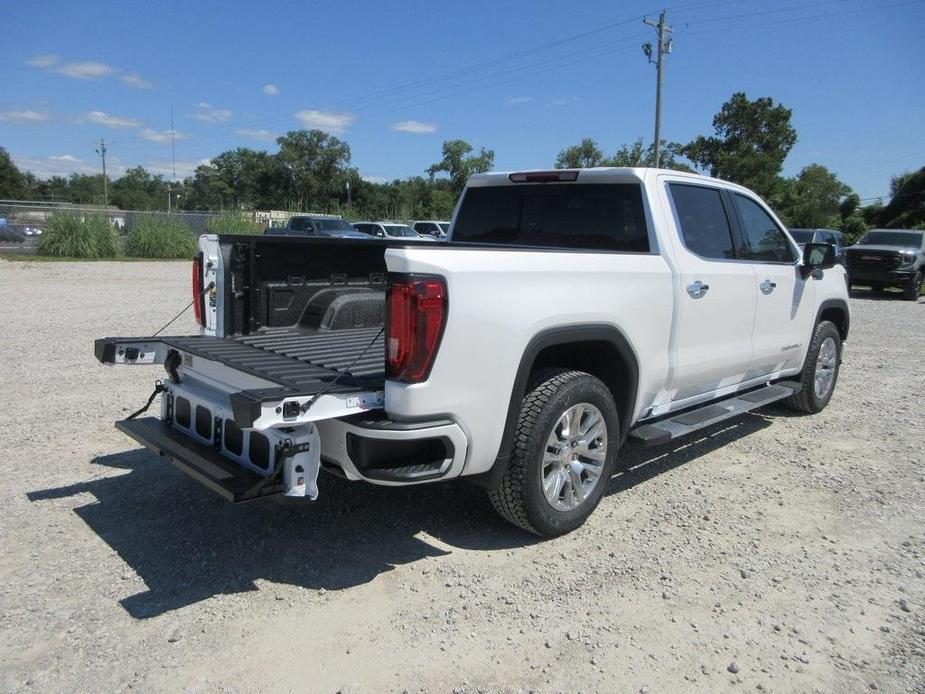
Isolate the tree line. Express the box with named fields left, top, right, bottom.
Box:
left=1, top=92, right=922, bottom=235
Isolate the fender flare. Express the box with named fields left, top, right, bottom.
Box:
left=477, top=323, right=640, bottom=489
left=815, top=298, right=850, bottom=340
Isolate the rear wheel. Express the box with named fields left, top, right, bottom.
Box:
left=488, top=369, right=618, bottom=537
left=903, top=271, right=923, bottom=301
left=783, top=321, right=842, bottom=414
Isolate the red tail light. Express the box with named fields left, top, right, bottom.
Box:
left=192, top=252, right=204, bottom=326
left=386, top=275, right=447, bottom=383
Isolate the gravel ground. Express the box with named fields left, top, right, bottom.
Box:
left=0, top=259, right=923, bottom=693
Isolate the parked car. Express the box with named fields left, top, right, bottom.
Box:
left=353, top=221, right=437, bottom=241
left=265, top=215, right=370, bottom=239
left=412, top=220, right=450, bottom=239
left=96, top=167, right=848, bottom=537
left=789, top=228, right=847, bottom=265
left=846, top=229, right=924, bottom=300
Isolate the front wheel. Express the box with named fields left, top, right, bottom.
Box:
left=783, top=321, right=842, bottom=414
left=488, top=369, right=619, bottom=537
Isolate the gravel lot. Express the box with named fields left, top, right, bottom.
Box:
left=0, top=259, right=923, bottom=693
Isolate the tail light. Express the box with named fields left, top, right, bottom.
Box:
left=192, top=252, right=204, bottom=326
left=386, top=275, right=447, bottom=383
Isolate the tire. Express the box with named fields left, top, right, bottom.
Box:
left=903, top=271, right=923, bottom=301
left=783, top=321, right=842, bottom=414
left=487, top=368, right=619, bottom=537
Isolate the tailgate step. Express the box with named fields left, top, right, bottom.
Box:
left=116, top=417, right=283, bottom=502
left=629, top=382, right=798, bottom=447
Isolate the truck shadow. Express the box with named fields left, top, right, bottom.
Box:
left=27, top=413, right=772, bottom=620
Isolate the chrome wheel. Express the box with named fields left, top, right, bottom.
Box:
left=814, top=336, right=837, bottom=398
left=541, top=403, right=607, bottom=512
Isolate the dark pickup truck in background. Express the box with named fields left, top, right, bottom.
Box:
left=846, top=229, right=924, bottom=300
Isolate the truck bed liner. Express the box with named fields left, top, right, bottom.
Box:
left=161, top=326, right=384, bottom=393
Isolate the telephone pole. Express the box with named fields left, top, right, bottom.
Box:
left=643, top=10, right=673, bottom=169
left=95, top=139, right=108, bottom=207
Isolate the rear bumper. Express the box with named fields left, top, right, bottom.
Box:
left=315, top=415, right=469, bottom=485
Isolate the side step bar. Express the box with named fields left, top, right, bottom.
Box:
left=116, top=417, right=284, bottom=502
left=628, top=382, right=798, bottom=447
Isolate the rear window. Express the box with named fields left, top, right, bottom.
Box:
left=452, top=183, right=649, bottom=252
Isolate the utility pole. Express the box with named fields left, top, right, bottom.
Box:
left=643, top=10, right=673, bottom=169
left=95, top=139, right=108, bottom=207
left=169, top=106, right=176, bottom=213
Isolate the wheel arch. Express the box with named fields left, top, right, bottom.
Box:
left=816, top=298, right=850, bottom=341
left=475, top=324, right=639, bottom=489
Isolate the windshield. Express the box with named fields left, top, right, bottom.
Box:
left=315, top=218, right=355, bottom=232
left=788, top=229, right=815, bottom=243
left=858, top=231, right=923, bottom=247
left=438, top=223, right=450, bottom=233
left=384, top=224, right=419, bottom=238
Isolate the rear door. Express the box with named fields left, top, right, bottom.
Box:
left=728, top=191, right=814, bottom=377
left=663, top=181, right=757, bottom=401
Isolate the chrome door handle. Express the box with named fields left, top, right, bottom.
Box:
left=686, top=281, right=710, bottom=298
left=759, top=279, right=777, bottom=294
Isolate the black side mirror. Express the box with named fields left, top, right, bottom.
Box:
left=801, top=242, right=836, bottom=277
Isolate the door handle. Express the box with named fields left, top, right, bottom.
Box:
left=686, top=281, right=710, bottom=298
left=759, top=279, right=777, bottom=294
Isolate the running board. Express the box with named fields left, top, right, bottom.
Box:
left=629, top=382, right=799, bottom=447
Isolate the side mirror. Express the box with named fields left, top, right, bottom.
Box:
left=801, top=242, right=836, bottom=277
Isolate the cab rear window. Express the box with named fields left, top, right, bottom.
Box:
left=452, top=183, right=649, bottom=252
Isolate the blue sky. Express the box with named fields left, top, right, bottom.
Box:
left=1, top=0, right=923, bottom=201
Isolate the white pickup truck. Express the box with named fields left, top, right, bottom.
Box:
left=96, top=167, right=849, bottom=536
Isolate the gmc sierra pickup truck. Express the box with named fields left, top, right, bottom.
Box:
left=96, top=168, right=850, bottom=536
left=846, top=229, right=924, bottom=300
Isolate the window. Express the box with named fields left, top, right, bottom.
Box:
left=354, top=223, right=377, bottom=235
left=418, top=223, right=437, bottom=233
left=668, top=184, right=735, bottom=260
left=453, top=183, right=649, bottom=252
left=315, top=218, right=355, bottom=232
left=438, top=223, right=450, bottom=233
left=733, top=195, right=795, bottom=263
left=289, top=217, right=309, bottom=231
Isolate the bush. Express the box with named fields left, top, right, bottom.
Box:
left=124, top=217, right=197, bottom=259
left=206, top=214, right=263, bottom=235
left=37, top=214, right=117, bottom=258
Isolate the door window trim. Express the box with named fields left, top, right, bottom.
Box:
left=664, top=181, right=743, bottom=263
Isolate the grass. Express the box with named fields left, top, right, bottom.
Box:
left=36, top=214, right=118, bottom=258
left=124, top=217, right=197, bottom=259
left=206, top=214, right=264, bottom=235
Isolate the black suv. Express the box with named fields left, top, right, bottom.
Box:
left=846, top=229, right=924, bottom=300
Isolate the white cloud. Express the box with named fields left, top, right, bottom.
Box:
left=506, top=96, right=533, bottom=105
left=121, top=73, right=154, bottom=89
left=235, top=128, right=276, bottom=141
left=54, top=61, right=116, bottom=80
left=12, top=153, right=103, bottom=178
left=391, top=120, right=437, bottom=134
left=25, top=54, right=59, bottom=68
left=295, top=109, right=355, bottom=134
left=0, top=109, right=53, bottom=124
left=139, top=128, right=190, bottom=144
left=550, top=96, right=582, bottom=106
left=263, top=84, right=279, bottom=96
left=189, top=104, right=232, bottom=123
left=144, top=158, right=210, bottom=180
left=361, top=174, right=389, bottom=184
left=86, top=110, right=141, bottom=129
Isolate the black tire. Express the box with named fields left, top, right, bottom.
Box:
left=903, top=271, right=922, bottom=301
left=487, top=368, right=619, bottom=537
left=783, top=320, right=842, bottom=414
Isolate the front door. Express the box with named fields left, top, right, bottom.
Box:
left=728, top=192, right=815, bottom=376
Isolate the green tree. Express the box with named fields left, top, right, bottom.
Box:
left=110, top=166, right=171, bottom=210
left=427, top=139, right=495, bottom=194
left=276, top=129, right=352, bottom=210
left=683, top=92, right=797, bottom=198
left=877, top=166, right=925, bottom=229
left=0, top=147, right=28, bottom=199
left=555, top=138, right=607, bottom=168
left=775, top=164, right=850, bottom=228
